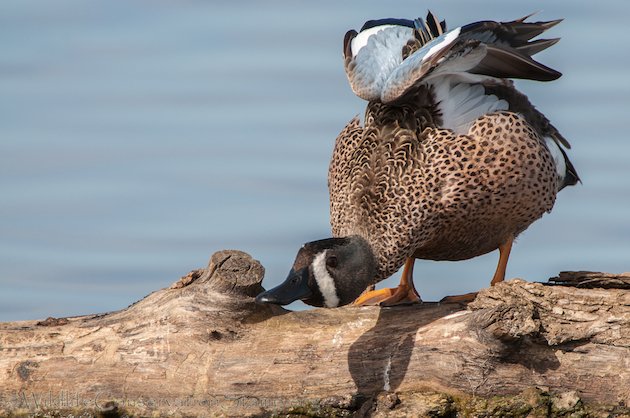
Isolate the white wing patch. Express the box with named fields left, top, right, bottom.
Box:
left=347, top=25, right=415, bottom=101
left=312, top=250, right=340, bottom=308
left=430, top=76, right=508, bottom=134
left=378, top=27, right=485, bottom=103
left=423, top=26, right=461, bottom=61
left=351, top=24, right=399, bottom=57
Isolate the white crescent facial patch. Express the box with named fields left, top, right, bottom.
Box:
left=312, top=250, right=340, bottom=308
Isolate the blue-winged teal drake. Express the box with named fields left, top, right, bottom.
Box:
left=257, top=11, right=579, bottom=308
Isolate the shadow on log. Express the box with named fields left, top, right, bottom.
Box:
left=0, top=250, right=629, bottom=417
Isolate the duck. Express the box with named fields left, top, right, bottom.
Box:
left=256, top=11, right=579, bottom=308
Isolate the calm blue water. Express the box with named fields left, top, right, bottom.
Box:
left=1, top=1, right=629, bottom=321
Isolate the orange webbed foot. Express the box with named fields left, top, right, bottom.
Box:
left=353, top=285, right=421, bottom=306
left=352, top=258, right=421, bottom=306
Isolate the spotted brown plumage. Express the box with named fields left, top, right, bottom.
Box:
left=256, top=11, right=579, bottom=309
left=330, top=98, right=559, bottom=280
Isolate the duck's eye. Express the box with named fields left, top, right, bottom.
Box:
left=326, top=255, right=338, bottom=269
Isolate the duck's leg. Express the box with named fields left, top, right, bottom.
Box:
left=441, top=236, right=514, bottom=304
left=353, top=258, right=421, bottom=306
left=490, top=236, right=513, bottom=285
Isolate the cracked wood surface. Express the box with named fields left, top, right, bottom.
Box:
left=0, top=250, right=629, bottom=416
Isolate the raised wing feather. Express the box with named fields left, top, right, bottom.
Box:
left=344, top=13, right=562, bottom=104
left=343, top=25, right=414, bottom=101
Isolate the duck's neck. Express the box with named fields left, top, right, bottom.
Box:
left=335, top=235, right=380, bottom=302
left=347, top=231, right=411, bottom=282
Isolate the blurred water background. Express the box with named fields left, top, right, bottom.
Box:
left=1, top=0, right=629, bottom=321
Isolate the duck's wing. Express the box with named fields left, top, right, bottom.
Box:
left=344, top=12, right=577, bottom=189
left=344, top=12, right=562, bottom=104
left=343, top=12, right=442, bottom=102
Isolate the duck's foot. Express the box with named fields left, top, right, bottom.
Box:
left=352, top=285, right=422, bottom=306
left=439, top=292, right=478, bottom=305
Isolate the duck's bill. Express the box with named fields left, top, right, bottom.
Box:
left=255, top=268, right=312, bottom=306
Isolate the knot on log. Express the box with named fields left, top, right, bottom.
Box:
left=128, top=250, right=283, bottom=328
left=468, top=279, right=541, bottom=343
left=202, top=250, right=265, bottom=297
left=170, top=250, right=265, bottom=298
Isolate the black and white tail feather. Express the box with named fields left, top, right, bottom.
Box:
left=343, top=11, right=579, bottom=190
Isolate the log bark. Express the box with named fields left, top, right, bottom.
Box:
left=0, top=251, right=629, bottom=417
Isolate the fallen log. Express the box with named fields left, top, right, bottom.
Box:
left=0, top=250, right=628, bottom=417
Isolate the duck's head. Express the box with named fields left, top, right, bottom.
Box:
left=255, top=236, right=377, bottom=308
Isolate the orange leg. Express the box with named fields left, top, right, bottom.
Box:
left=490, top=236, right=513, bottom=286
left=353, top=258, right=422, bottom=306
left=441, top=236, right=514, bottom=304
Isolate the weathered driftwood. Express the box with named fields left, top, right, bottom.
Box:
left=0, top=250, right=629, bottom=417
left=549, top=270, right=630, bottom=289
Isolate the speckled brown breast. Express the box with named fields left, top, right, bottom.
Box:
left=329, top=105, right=558, bottom=280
